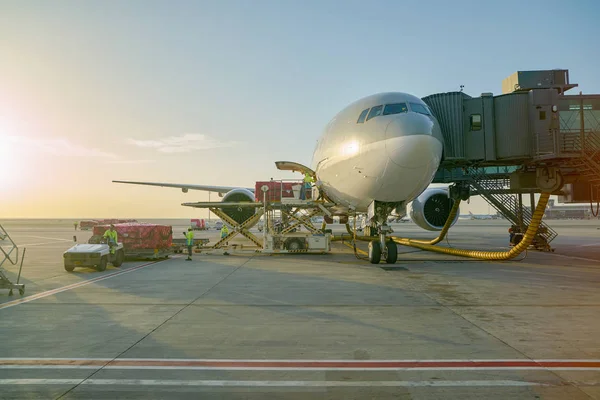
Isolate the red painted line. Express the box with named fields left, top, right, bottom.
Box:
left=0, top=259, right=172, bottom=311
left=1, top=359, right=600, bottom=369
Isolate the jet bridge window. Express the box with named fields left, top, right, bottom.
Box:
left=383, top=103, right=408, bottom=115
left=366, top=105, right=383, bottom=121
left=470, top=114, right=482, bottom=131
left=409, top=102, right=431, bottom=116
left=357, top=108, right=369, bottom=123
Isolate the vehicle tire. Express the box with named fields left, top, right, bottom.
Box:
left=113, top=250, right=125, bottom=267
left=386, top=241, right=398, bottom=264
left=284, top=238, right=305, bottom=251
left=368, top=240, right=381, bottom=264
left=97, top=256, right=108, bottom=272
left=64, top=262, right=75, bottom=272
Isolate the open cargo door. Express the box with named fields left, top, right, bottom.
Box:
left=274, top=161, right=315, bottom=178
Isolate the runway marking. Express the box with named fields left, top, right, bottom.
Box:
left=0, top=259, right=171, bottom=311
left=23, top=235, right=74, bottom=242
left=1, top=358, right=599, bottom=370
left=543, top=252, right=600, bottom=264
left=19, top=241, right=74, bottom=247
left=0, top=379, right=547, bottom=387
left=580, top=242, right=600, bottom=248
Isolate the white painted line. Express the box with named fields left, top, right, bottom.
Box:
left=544, top=252, right=600, bottom=263
left=580, top=242, right=600, bottom=247
left=2, top=357, right=600, bottom=363
left=0, top=259, right=172, bottom=311
left=2, top=365, right=600, bottom=372
left=0, top=379, right=547, bottom=387
left=24, top=235, right=73, bottom=242
left=20, top=241, right=74, bottom=247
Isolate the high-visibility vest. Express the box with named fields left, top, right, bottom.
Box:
left=221, top=226, right=229, bottom=238
left=103, top=229, right=117, bottom=242
left=304, top=173, right=313, bottom=183
left=185, top=231, right=194, bottom=246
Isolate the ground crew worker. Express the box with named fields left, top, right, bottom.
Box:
left=220, top=225, right=229, bottom=242
left=74, top=221, right=78, bottom=231
left=221, top=224, right=230, bottom=255
left=103, top=225, right=118, bottom=255
left=185, top=228, right=194, bottom=261
left=300, top=172, right=314, bottom=200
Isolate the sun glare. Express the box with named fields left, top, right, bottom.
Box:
left=0, top=117, right=21, bottom=192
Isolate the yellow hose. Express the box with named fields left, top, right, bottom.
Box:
left=342, top=241, right=368, bottom=256
left=393, top=192, right=550, bottom=260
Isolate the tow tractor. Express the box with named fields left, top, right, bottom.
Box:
left=63, top=237, right=125, bottom=272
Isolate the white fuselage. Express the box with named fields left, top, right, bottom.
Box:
left=311, top=92, right=444, bottom=211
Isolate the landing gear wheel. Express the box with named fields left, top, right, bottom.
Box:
left=385, top=241, right=398, bottom=264
left=368, top=240, right=381, bottom=264
left=113, top=250, right=125, bottom=267
left=284, top=238, right=305, bottom=251
left=97, top=256, right=108, bottom=272
left=64, top=262, right=75, bottom=272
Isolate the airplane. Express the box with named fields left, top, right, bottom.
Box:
left=460, top=211, right=494, bottom=220
left=114, top=92, right=461, bottom=264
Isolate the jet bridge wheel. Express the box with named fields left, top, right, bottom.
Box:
left=368, top=240, right=381, bottom=264
left=64, top=262, right=75, bottom=272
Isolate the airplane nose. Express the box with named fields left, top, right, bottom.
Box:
left=384, top=114, right=443, bottom=168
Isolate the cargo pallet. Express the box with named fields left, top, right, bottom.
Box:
left=124, top=248, right=172, bottom=260
left=171, top=238, right=210, bottom=254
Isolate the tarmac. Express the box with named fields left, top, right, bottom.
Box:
left=1, top=218, right=600, bottom=399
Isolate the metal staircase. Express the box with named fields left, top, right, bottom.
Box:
left=560, top=129, right=600, bottom=212
left=0, top=224, right=26, bottom=295
left=465, top=168, right=558, bottom=250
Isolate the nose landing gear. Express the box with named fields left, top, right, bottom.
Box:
left=368, top=224, right=398, bottom=264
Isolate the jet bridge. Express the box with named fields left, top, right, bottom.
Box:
left=426, top=69, right=600, bottom=249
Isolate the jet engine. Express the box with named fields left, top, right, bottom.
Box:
left=410, top=188, right=459, bottom=231
left=220, top=188, right=256, bottom=224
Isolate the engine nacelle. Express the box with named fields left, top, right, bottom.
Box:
left=410, top=188, right=459, bottom=231
left=221, top=188, right=256, bottom=224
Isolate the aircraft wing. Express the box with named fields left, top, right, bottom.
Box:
left=113, top=180, right=254, bottom=194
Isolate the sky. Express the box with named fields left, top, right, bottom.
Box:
left=1, top=0, right=599, bottom=218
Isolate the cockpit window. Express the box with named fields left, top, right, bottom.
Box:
left=409, top=102, right=431, bottom=116
left=357, top=108, right=369, bottom=123
left=383, top=103, right=408, bottom=116
left=366, top=105, right=383, bottom=121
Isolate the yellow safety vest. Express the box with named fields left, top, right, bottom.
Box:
left=185, top=231, right=194, bottom=246
left=103, top=229, right=117, bottom=242
left=221, top=226, right=229, bottom=237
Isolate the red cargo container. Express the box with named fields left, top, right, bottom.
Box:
left=79, top=220, right=99, bottom=230
left=255, top=181, right=303, bottom=202
left=93, top=223, right=173, bottom=250
left=191, top=219, right=206, bottom=230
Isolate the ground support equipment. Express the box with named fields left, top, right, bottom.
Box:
left=0, top=225, right=26, bottom=295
